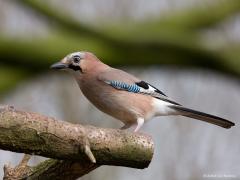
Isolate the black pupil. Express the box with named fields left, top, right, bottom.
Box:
left=73, top=56, right=80, bottom=63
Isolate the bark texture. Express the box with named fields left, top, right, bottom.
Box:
left=0, top=105, right=154, bottom=179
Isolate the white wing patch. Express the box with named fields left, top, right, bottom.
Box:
left=139, top=85, right=164, bottom=97
left=135, top=81, right=167, bottom=96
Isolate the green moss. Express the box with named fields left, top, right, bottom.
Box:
left=0, top=66, right=28, bottom=94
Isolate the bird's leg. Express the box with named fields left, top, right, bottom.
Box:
left=133, top=118, right=144, bottom=132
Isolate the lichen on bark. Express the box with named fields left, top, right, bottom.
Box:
left=0, top=105, right=154, bottom=179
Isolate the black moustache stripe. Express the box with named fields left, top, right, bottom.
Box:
left=69, top=64, right=82, bottom=71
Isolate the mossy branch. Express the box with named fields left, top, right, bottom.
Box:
left=1, top=0, right=239, bottom=94
left=20, top=0, right=240, bottom=34
left=0, top=105, right=153, bottom=179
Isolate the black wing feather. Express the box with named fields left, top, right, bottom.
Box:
left=136, top=81, right=167, bottom=96
left=135, top=81, right=180, bottom=105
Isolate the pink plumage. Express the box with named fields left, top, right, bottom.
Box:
left=51, top=51, right=235, bottom=132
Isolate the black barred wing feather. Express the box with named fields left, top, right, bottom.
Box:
left=104, top=80, right=141, bottom=93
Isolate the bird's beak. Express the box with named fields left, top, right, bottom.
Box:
left=50, top=62, right=68, bottom=70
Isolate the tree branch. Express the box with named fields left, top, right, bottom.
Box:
left=4, top=156, right=99, bottom=179
left=0, top=105, right=153, bottom=179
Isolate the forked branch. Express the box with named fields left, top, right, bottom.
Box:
left=0, top=105, right=153, bottom=179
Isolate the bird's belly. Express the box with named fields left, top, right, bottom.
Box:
left=85, top=90, right=137, bottom=123
left=80, top=85, right=153, bottom=124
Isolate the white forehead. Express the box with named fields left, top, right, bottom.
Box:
left=69, top=52, right=85, bottom=58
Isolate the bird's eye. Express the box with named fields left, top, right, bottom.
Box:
left=73, top=55, right=80, bottom=63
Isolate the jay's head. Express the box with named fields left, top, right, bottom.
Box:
left=51, top=51, right=102, bottom=73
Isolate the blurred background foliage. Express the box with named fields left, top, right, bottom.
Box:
left=1, top=0, right=240, bottom=94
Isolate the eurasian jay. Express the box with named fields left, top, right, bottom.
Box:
left=51, top=52, right=235, bottom=132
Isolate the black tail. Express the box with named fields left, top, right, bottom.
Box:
left=170, top=105, right=235, bottom=129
